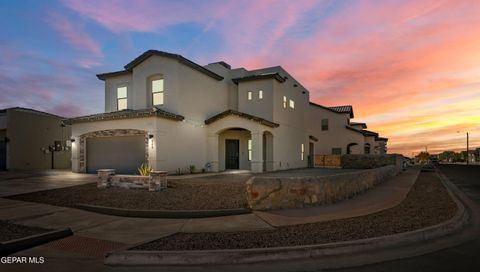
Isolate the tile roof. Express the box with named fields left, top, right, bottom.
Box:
left=64, top=107, right=184, bottom=125
left=328, top=105, right=354, bottom=118
left=350, top=122, right=367, bottom=129
left=375, top=136, right=389, bottom=142
left=205, top=110, right=279, bottom=128
left=97, top=50, right=224, bottom=81
left=231, top=73, right=286, bottom=84
left=361, top=129, right=379, bottom=137
left=0, top=107, right=65, bottom=119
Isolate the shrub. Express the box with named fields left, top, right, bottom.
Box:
left=138, top=163, right=152, bottom=176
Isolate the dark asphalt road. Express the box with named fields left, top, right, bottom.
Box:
left=327, top=164, right=480, bottom=272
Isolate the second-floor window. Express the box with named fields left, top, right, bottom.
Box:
left=321, top=119, right=329, bottom=131
left=247, top=91, right=253, bottom=101
left=117, top=86, right=127, bottom=110
left=301, top=144, right=305, bottom=160
left=289, top=99, right=295, bottom=109
left=152, top=78, right=164, bottom=106
left=283, top=96, right=287, bottom=108
left=258, top=90, right=263, bottom=100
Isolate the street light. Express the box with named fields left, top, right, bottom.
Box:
left=457, top=131, right=469, bottom=165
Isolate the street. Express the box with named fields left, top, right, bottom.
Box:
left=327, top=164, right=480, bottom=272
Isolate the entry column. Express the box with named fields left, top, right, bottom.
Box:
left=207, top=133, right=219, bottom=172
left=250, top=132, right=264, bottom=173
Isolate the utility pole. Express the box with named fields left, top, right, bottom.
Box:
left=467, top=132, right=469, bottom=165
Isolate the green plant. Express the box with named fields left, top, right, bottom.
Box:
left=137, top=163, right=152, bottom=176
left=189, top=165, right=196, bottom=174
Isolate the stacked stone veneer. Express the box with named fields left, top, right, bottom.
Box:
left=341, top=154, right=404, bottom=169
left=78, top=129, right=148, bottom=173
left=247, top=154, right=405, bottom=210
left=97, top=169, right=168, bottom=191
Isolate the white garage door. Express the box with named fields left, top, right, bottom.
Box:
left=86, top=135, right=145, bottom=174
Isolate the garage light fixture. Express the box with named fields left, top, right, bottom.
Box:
left=148, top=134, right=154, bottom=139
left=70, top=138, right=75, bottom=143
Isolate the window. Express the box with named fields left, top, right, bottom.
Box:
left=247, top=91, right=253, bottom=101
left=117, top=86, right=127, bottom=110
left=332, top=148, right=342, bottom=155
left=321, top=119, right=329, bottom=131
left=289, top=99, right=295, bottom=109
left=301, top=144, right=305, bottom=161
left=248, top=139, right=252, bottom=161
left=152, top=78, right=164, bottom=106
left=283, top=96, right=287, bottom=108
left=258, top=90, right=263, bottom=100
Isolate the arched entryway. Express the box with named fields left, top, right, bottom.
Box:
left=218, top=127, right=251, bottom=170
left=364, top=143, right=371, bottom=154
left=347, top=142, right=358, bottom=154
left=78, top=129, right=148, bottom=174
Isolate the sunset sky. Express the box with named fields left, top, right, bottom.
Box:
left=1, top=0, right=480, bottom=156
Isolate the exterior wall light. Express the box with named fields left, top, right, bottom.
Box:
left=70, top=138, right=76, bottom=143
left=148, top=134, right=154, bottom=139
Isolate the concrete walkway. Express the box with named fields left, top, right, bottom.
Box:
left=0, top=170, right=96, bottom=197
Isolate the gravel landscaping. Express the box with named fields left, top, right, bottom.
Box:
left=132, top=171, right=458, bottom=250
left=5, top=174, right=250, bottom=210
left=0, top=221, right=51, bottom=242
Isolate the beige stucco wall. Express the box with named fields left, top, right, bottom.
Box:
left=5, top=110, right=71, bottom=170
left=308, top=105, right=365, bottom=155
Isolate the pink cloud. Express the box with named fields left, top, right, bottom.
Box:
left=48, top=13, right=102, bottom=58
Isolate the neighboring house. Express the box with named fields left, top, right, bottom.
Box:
left=67, top=50, right=388, bottom=174
left=0, top=107, right=71, bottom=171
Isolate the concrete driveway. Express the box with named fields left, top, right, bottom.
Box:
left=0, top=170, right=96, bottom=197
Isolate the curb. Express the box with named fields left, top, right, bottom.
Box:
left=104, top=169, right=470, bottom=266
left=0, top=228, right=72, bottom=256
left=76, top=204, right=251, bottom=219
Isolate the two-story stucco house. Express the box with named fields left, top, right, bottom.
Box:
left=67, top=50, right=387, bottom=174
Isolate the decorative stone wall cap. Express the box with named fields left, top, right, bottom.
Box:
left=150, top=171, right=168, bottom=176
left=97, top=169, right=116, bottom=172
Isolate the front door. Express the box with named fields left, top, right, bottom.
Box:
left=225, top=139, right=239, bottom=169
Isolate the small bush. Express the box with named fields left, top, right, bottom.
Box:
left=138, top=163, right=152, bottom=176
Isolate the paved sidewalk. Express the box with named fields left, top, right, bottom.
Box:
left=255, top=167, right=420, bottom=226
left=0, top=170, right=96, bottom=197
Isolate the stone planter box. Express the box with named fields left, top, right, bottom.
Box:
left=97, top=169, right=168, bottom=191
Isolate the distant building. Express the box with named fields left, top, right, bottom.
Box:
left=0, top=107, right=71, bottom=170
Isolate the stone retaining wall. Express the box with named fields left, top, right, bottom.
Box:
left=341, top=154, right=404, bottom=169
left=246, top=165, right=402, bottom=210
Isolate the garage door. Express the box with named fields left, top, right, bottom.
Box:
left=86, top=135, right=145, bottom=174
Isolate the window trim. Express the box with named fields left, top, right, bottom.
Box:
left=116, top=85, right=128, bottom=111
left=248, top=139, right=252, bottom=161
left=148, top=74, right=165, bottom=107
left=301, top=143, right=305, bottom=161
left=321, top=119, right=329, bottom=131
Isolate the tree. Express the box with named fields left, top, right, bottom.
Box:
left=417, top=151, right=430, bottom=162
